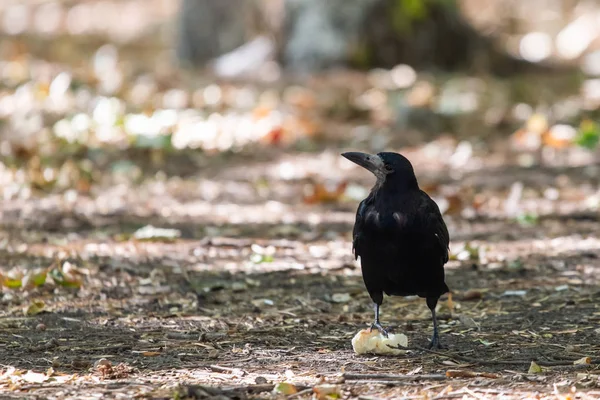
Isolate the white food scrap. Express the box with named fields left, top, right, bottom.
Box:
left=351, top=328, right=408, bottom=355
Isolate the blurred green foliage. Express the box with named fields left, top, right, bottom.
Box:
left=575, top=120, right=600, bottom=150
left=391, top=0, right=455, bottom=34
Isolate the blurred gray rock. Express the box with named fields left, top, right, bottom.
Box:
left=175, top=0, right=254, bottom=67
left=282, top=0, right=378, bottom=72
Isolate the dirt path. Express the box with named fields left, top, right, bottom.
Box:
left=1, top=147, right=600, bottom=400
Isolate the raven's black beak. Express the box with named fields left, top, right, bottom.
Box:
left=341, top=152, right=384, bottom=175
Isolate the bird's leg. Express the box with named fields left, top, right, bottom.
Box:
left=426, top=297, right=443, bottom=349
left=369, top=303, right=388, bottom=336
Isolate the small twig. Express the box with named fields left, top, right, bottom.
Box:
left=463, top=387, right=487, bottom=400
left=209, top=365, right=246, bottom=375
left=28, top=338, right=59, bottom=352
left=183, top=383, right=308, bottom=396
left=84, top=344, right=133, bottom=352
left=556, top=364, right=597, bottom=371
left=446, top=369, right=501, bottom=379
left=347, top=380, right=430, bottom=386
left=435, top=389, right=507, bottom=400
left=215, top=357, right=254, bottom=365
left=432, top=394, right=471, bottom=400
left=343, top=373, right=446, bottom=381
left=360, top=395, right=464, bottom=400
left=166, top=332, right=199, bottom=340
left=287, top=388, right=313, bottom=399
left=199, top=332, right=228, bottom=342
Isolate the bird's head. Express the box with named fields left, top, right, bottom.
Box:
left=341, top=151, right=418, bottom=190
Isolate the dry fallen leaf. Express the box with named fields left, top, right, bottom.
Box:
left=261, top=126, right=285, bottom=146
left=22, top=370, right=49, bottom=384
left=434, top=193, right=464, bottom=216
left=303, top=180, right=348, bottom=204
left=24, top=301, right=45, bottom=316
left=331, top=293, right=351, bottom=303
left=509, top=120, right=544, bottom=158
left=95, top=362, right=134, bottom=380
left=313, top=384, right=342, bottom=400
left=458, top=315, right=479, bottom=329
left=133, top=225, right=181, bottom=241
left=543, top=124, right=576, bottom=149
left=573, top=357, right=591, bottom=365
left=461, top=289, right=483, bottom=301
left=446, top=292, right=454, bottom=314
left=94, top=358, right=112, bottom=368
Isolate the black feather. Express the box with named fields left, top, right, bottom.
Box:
left=344, top=151, right=450, bottom=348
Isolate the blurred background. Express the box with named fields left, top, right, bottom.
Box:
left=2, top=0, right=600, bottom=258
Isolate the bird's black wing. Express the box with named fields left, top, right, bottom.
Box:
left=419, top=190, right=450, bottom=264
left=352, top=198, right=368, bottom=260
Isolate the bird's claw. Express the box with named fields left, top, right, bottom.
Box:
left=370, top=322, right=389, bottom=337
left=428, top=336, right=444, bottom=349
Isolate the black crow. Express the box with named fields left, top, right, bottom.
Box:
left=342, top=151, right=450, bottom=349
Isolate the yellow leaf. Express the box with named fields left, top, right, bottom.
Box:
left=3, top=277, right=22, bottom=289
left=49, top=268, right=82, bottom=288
left=273, top=382, right=297, bottom=395
left=528, top=361, right=542, bottom=374
left=22, top=269, right=48, bottom=288
left=24, top=301, right=45, bottom=316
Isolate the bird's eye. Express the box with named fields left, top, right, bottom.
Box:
left=384, top=165, right=393, bottom=172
